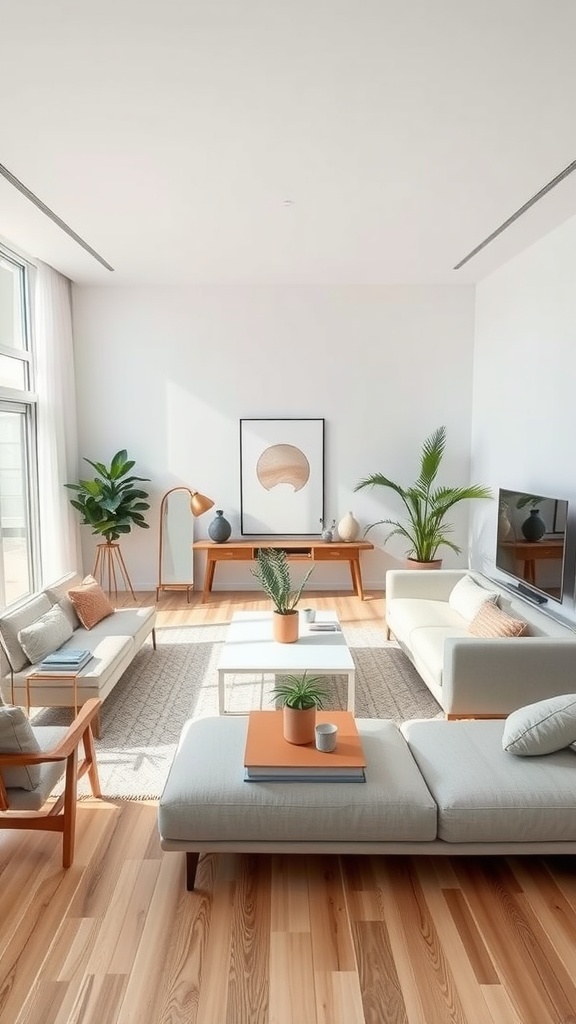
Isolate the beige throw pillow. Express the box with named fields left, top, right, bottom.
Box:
left=17, top=604, right=74, bottom=664
left=0, top=705, right=41, bottom=790
left=448, top=575, right=500, bottom=623
left=503, top=694, right=576, bottom=755
left=68, top=575, right=114, bottom=629
left=468, top=602, right=529, bottom=638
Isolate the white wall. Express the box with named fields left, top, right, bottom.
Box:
left=470, top=212, right=576, bottom=623
left=71, top=284, right=476, bottom=591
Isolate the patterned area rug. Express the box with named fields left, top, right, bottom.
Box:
left=32, top=623, right=442, bottom=799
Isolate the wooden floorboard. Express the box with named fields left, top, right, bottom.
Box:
left=2, top=590, right=576, bottom=1023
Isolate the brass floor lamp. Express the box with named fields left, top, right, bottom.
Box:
left=157, top=488, right=214, bottom=601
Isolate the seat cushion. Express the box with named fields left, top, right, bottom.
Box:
left=402, top=719, right=576, bottom=843
left=0, top=705, right=41, bottom=790
left=159, top=717, right=437, bottom=844
left=6, top=725, right=67, bottom=810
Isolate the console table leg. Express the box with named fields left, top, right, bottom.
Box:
left=201, top=557, right=216, bottom=603
left=350, top=557, right=365, bottom=600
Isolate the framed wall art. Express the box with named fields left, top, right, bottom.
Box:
left=240, top=418, right=325, bottom=535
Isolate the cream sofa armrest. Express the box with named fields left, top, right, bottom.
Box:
left=385, top=569, right=468, bottom=603
left=442, top=637, right=576, bottom=716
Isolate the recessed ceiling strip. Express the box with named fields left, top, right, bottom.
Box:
left=454, top=158, right=576, bottom=270
left=0, top=161, right=114, bottom=272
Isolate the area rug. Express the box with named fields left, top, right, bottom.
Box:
left=32, top=623, right=442, bottom=799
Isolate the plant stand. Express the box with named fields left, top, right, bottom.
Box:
left=93, top=541, right=136, bottom=600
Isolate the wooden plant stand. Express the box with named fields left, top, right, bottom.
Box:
left=93, top=541, right=136, bottom=600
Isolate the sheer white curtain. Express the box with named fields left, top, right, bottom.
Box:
left=34, top=262, right=82, bottom=582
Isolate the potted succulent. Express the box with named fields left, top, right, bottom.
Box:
left=251, top=548, right=314, bottom=642
left=354, top=426, right=492, bottom=567
left=271, top=671, right=329, bottom=744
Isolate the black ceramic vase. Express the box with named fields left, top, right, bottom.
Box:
left=208, top=509, right=232, bottom=543
left=521, top=509, right=546, bottom=542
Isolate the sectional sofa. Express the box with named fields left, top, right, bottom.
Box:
left=385, top=569, right=576, bottom=717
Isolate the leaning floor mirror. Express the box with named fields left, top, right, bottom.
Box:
left=157, top=487, right=214, bottom=601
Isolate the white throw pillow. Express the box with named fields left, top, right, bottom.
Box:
left=502, top=694, right=576, bottom=756
left=17, top=604, right=74, bottom=665
left=448, top=574, right=499, bottom=623
left=0, top=705, right=41, bottom=790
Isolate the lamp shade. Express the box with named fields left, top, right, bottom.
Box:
left=190, top=491, right=214, bottom=517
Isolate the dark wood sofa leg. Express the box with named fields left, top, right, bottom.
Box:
left=186, top=852, right=200, bottom=890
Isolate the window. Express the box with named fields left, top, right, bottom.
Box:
left=0, top=246, right=38, bottom=607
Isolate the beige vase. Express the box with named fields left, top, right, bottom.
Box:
left=272, top=610, right=299, bottom=643
left=337, top=511, right=360, bottom=543
left=283, top=706, right=316, bottom=745
left=406, top=557, right=443, bottom=569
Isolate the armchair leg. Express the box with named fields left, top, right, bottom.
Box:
left=83, top=725, right=101, bottom=797
left=62, top=748, right=79, bottom=869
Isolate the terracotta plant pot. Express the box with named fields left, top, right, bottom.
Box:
left=283, top=706, right=316, bottom=745
left=273, top=610, right=299, bottom=643
left=406, top=558, right=442, bottom=570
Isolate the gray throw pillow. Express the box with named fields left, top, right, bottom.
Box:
left=502, top=694, right=576, bottom=756
left=17, top=604, right=74, bottom=665
left=0, top=705, right=41, bottom=790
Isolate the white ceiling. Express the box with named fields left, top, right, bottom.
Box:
left=1, top=0, right=575, bottom=286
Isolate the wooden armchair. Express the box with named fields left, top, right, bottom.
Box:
left=0, top=698, right=101, bottom=867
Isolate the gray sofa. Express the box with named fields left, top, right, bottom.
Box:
left=0, top=571, right=156, bottom=733
left=158, top=715, right=576, bottom=890
left=385, top=569, right=576, bottom=717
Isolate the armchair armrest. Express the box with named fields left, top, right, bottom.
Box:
left=442, top=638, right=576, bottom=716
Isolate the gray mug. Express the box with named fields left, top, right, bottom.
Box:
left=315, top=722, right=338, bottom=753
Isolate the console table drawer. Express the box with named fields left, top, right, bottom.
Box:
left=210, top=548, right=248, bottom=561
left=313, top=547, right=347, bottom=561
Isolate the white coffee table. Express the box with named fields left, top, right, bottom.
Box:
left=217, top=610, right=356, bottom=715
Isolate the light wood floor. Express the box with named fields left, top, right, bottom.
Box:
left=2, top=590, right=576, bottom=1024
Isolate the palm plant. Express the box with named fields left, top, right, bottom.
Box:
left=270, top=672, right=328, bottom=709
left=251, top=548, right=313, bottom=614
left=354, top=426, right=492, bottom=563
left=65, top=449, right=151, bottom=543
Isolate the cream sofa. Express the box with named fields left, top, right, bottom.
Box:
left=385, top=569, right=576, bottom=717
left=158, top=715, right=576, bottom=890
left=0, top=572, right=156, bottom=733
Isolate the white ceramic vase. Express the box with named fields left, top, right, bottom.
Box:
left=337, top=511, right=360, bottom=543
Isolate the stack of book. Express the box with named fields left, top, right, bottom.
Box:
left=244, top=710, right=366, bottom=782
left=38, top=649, right=92, bottom=674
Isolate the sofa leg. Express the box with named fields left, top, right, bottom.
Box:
left=186, top=851, right=200, bottom=890
left=385, top=624, right=391, bottom=640
left=151, top=628, right=157, bottom=651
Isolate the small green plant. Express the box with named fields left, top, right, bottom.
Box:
left=251, top=548, right=313, bottom=614
left=354, top=426, right=492, bottom=563
left=270, top=671, right=328, bottom=709
left=65, top=449, right=151, bottom=543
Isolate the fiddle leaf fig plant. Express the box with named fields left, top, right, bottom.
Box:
left=65, top=449, right=151, bottom=543
left=354, top=426, right=493, bottom=563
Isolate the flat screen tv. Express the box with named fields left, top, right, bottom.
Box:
left=495, top=488, right=569, bottom=604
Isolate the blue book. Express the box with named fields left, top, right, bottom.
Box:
left=41, top=648, right=91, bottom=665
left=39, top=649, right=92, bottom=672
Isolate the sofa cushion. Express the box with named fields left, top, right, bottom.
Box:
left=468, top=602, right=529, bottom=638
left=6, top=726, right=68, bottom=810
left=0, top=705, right=41, bottom=790
left=159, top=717, right=438, bottom=844
left=43, top=572, right=83, bottom=630
left=402, top=719, right=576, bottom=843
left=17, top=604, right=74, bottom=664
left=68, top=576, right=114, bottom=629
left=448, top=574, right=499, bottom=623
left=502, top=694, right=576, bottom=755
left=0, top=594, right=53, bottom=672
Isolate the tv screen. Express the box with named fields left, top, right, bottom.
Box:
left=495, top=488, right=569, bottom=604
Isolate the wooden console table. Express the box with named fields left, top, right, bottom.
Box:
left=192, top=538, right=374, bottom=602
